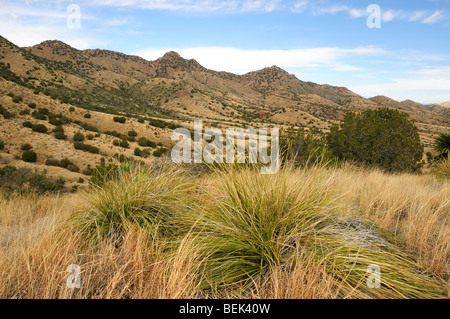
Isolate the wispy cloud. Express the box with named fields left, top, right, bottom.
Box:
left=350, top=66, right=450, bottom=103
left=309, top=3, right=447, bottom=25
left=87, top=0, right=286, bottom=13
left=422, top=10, right=446, bottom=23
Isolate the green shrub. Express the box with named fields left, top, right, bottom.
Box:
left=74, top=141, right=85, bottom=150
left=31, top=124, right=48, bottom=133
left=69, top=106, right=75, bottom=112
left=21, top=143, right=32, bottom=151
left=22, top=150, right=37, bottom=162
left=73, top=132, right=85, bottom=142
left=31, top=111, right=46, bottom=120
left=119, top=140, right=129, bottom=148
left=87, top=134, right=94, bottom=140
left=22, top=121, right=33, bottom=128
left=38, top=108, right=49, bottom=115
left=54, top=131, right=67, bottom=140
left=138, top=137, right=156, bottom=148
left=28, top=103, right=36, bottom=109
left=134, top=148, right=142, bottom=157
left=0, top=165, right=64, bottom=194
left=128, top=130, right=138, bottom=137
left=45, top=159, right=60, bottom=167
left=53, top=125, right=64, bottom=133
left=84, top=113, right=91, bottom=118
left=59, top=158, right=73, bottom=168
left=113, top=140, right=120, bottom=146
left=137, top=137, right=147, bottom=147
left=87, top=145, right=100, bottom=154
left=113, top=116, right=126, bottom=123
left=68, top=164, right=80, bottom=172
left=153, top=149, right=162, bottom=157
left=327, top=108, right=423, bottom=172
left=0, top=139, right=4, bottom=150
left=19, top=109, right=30, bottom=115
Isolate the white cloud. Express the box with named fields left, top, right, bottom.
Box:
left=422, top=10, right=446, bottom=24
left=349, top=67, right=450, bottom=103
left=88, top=0, right=285, bottom=13
left=133, top=46, right=385, bottom=74
left=310, top=4, right=447, bottom=25
left=0, top=15, right=96, bottom=49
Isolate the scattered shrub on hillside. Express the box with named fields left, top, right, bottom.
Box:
left=59, top=158, right=73, bottom=168
left=21, top=150, right=37, bottom=162
left=74, top=142, right=100, bottom=154
left=0, top=105, right=14, bottom=119
left=84, top=113, right=91, bottom=118
left=138, top=137, right=156, bottom=148
left=119, top=140, right=129, bottom=148
left=113, top=140, right=120, bottom=146
left=0, top=165, right=64, bottom=194
left=134, top=147, right=142, bottom=157
left=38, top=108, right=49, bottom=115
left=79, top=122, right=98, bottom=132
left=128, top=130, right=138, bottom=137
left=68, top=164, right=80, bottom=172
left=22, top=121, right=33, bottom=128
left=113, top=116, right=126, bottom=123
left=87, top=134, right=94, bottom=140
left=153, top=149, right=162, bottom=157
left=73, top=132, right=85, bottom=142
left=21, top=143, right=32, bottom=151
left=0, top=139, right=4, bottom=150
left=31, top=111, right=46, bottom=120
left=69, top=106, right=75, bottom=112
left=31, top=124, right=48, bottom=133
left=45, top=159, right=60, bottom=167
left=54, top=131, right=67, bottom=140
left=149, top=118, right=167, bottom=128
left=28, top=103, right=36, bottom=109
left=19, top=109, right=30, bottom=115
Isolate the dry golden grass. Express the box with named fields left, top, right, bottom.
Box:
left=0, top=164, right=448, bottom=299
left=332, top=166, right=449, bottom=282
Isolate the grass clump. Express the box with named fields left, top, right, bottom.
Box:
left=73, top=162, right=195, bottom=246
left=187, top=165, right=445, bottom=298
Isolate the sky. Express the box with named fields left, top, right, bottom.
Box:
left=0, top=0, right=449, bottom=104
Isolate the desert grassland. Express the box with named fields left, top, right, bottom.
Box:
left=0, top=162, right=448, bottom=299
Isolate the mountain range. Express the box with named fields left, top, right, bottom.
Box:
left=0, top=35, right=449, bottom=184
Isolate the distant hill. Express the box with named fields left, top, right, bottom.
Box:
left=0, top=34, right=449, bottom=184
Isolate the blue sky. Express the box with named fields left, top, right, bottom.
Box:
left=1, top=0, right=449, bottom=104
